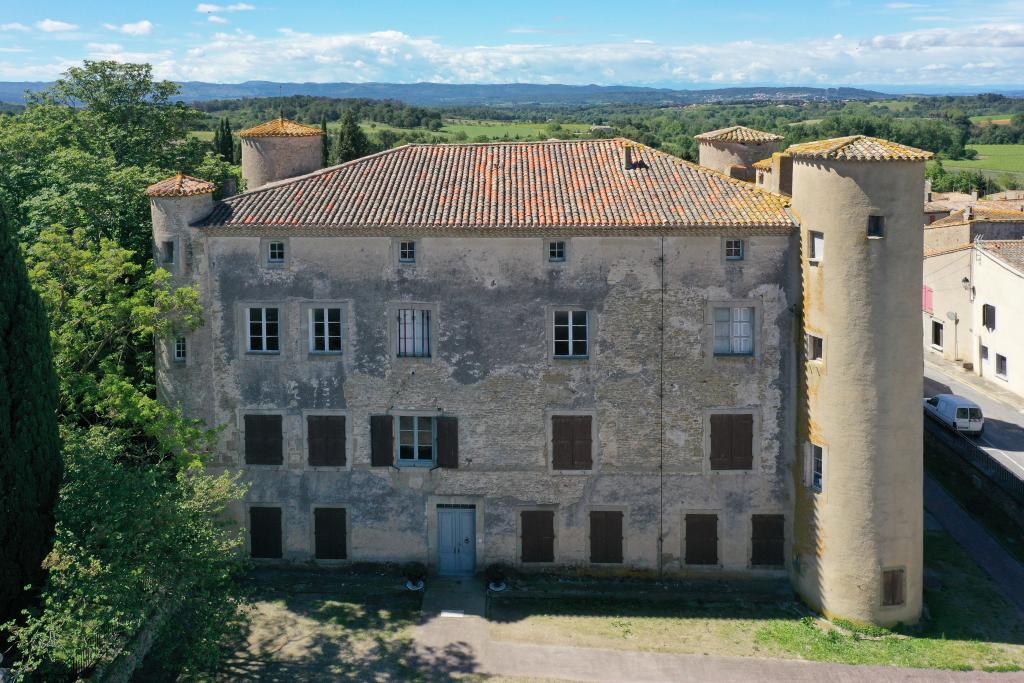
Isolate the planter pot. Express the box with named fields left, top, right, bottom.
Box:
left=487, top=580, right=507, bottom=592
left=405, top=579, right=425, bottom=591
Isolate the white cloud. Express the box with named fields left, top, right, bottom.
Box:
left=208, top=16, right=230, bottom=24
left=507, top=27, right=543, bottom=34
left=196, top=3, right=254, bottom=12
left=885, top=2, right=928, bottom=8
left=36, top=19, right=78, bottom=32
left=1, top=22, right=31, bottom=32
left=104, top=20, right=154, bottom=36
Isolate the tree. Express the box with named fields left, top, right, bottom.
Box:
left=321, top=116, right=331, bottom=166
left=0, top=209, right=62, bottom=629
left=217, top=117, right=234, bottom=162
left=332, top=108, right=371, bottom=163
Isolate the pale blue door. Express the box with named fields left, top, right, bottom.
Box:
left=438, top=506, right=475, bottom=575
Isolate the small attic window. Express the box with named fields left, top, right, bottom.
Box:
left=268, top=241, right=285, bottom=264
left=867, top=215, right=885, bottom=239
left=161, top=240, right=175, bottom=265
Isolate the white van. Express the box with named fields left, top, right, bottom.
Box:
left=923, top=394, right=985, bottom=436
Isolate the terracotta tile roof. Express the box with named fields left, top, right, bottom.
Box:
left=752, top=157, right=773, bottom=171
left=786, top=135, right=933, bottom=161
left=924, top=243, right=972, bottom=258
left=200, top=139, right=793, bottom=232
left=978, top=240, right=1024, bottom=273
left=145, top=173, right=216, bottom=197
left=927, top=205, right=1024, bottom=229
left=238, top=117, right=323, bottom=138
left=695, top=126, right=784, bottom=144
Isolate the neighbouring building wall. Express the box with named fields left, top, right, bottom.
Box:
left=160, top=229, right=798, bottom=575
left=973, top=250, right=1024, bottom=397
left=923, top=223, right=970, bottom=252
left=790, top=157, right=924, bottom=627
left=922, top=249, right=972, bottom=364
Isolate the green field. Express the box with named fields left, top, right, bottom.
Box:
left=872, top=99, right=917, bottom=112
left=941, top=144, right=1024, bottom=179
left=970, top=113, right=1015, bottom=125
left=356, top=118, right=592, bottom=141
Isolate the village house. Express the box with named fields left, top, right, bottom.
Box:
left=147, top=121, right=930, bottom=626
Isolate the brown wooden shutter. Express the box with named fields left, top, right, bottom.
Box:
left=436, top=416, right=459, bottom=469
left=551, top=416, right=573, bottom=470
left=308, top=416, right=346, bottom=466
left=572, top=416, right=593, bottom=469
left=314, top=508, right=347, bottom=560
left=709, top=414, right=730, bottom=470
left=370, top=415, right=393, bottom=467
left=751, top=514, right=785, bottom=566
left=245, top=415, right=283, bottom=465
left=249, top=506, right=282, bottom=559
left=685, top=514, right=718, bottom=565
left=882, top=568, right=906, bottom=606
left=589, top=510, right=623, bottom=563
left=731, top=414, right=753, bottom=470
left=521, top=510, right=555, bottom=562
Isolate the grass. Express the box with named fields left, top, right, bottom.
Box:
left=970, top=114, right=1015, bottom=125
left=488, top=530, right=1024, bottom=671
left=940, top=144, right=1024, bottom=180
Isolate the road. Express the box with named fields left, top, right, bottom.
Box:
left=924, top=360, right=1024, bottom=479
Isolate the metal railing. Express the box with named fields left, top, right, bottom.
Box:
left=925, top=418, right=1024, bottom=503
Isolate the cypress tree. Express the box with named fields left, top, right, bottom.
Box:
left=320, top=116, right=330, bottom=166
left=221, top=117, right=234, bottom=161
left=0, top=209, right=62, bottom=627
left=212, top=124, right=223, bottom=160
left=333, top=108, right=370, bottom=164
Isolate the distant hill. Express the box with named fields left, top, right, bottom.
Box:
left=0, top=80, right=891, bottom=106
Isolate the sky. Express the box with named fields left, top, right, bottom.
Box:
left=0, top=1, right=1023, bottom=87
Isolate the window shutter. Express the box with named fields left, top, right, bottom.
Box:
left=250, top=506, right=282, bottom=559
left=685, top=514, right=718, bottom=565
left=572, top=416, right=593, bottom=469
left=709, top=414, right=730, bottom=469
left=882, top=568, right=906, bottom=606
left=922, top=286, right=933, bottom=314
left=245, top=415, right=283, bottom=465
left=436, top=416, right=459, bottom=469
left=589, top=511, right=623, bottom=563
left=551, top=416, right=573, bottom=470
left=731, top=414, right=753, bottom=470
left=370, top=415, right=394, bottom=467
left=751, top=514, right=785, bottom=567
left=308, top=416, right=346, bottom=466
left=521, top=510, right=555, bottom=562
left=314, top=508, right=347, bottom=560
left=982, top=304, right=996, bottom=330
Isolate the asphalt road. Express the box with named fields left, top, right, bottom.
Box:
left=923, top=363, right=1024, bottom=479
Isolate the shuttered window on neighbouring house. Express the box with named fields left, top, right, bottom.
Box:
left=307, top=415, right=346, bottom=466
left=245, top=414, right=283, bottom=465
left=685, top=514, right=719, bottom=565
left=551, top=415, right=593, bottom=470
left=250, top=506, right=282, bottom=559
left=521, top=510, right=555, bottom=563
left=922, top=285, right=933, bottom=314
left=589, top=511, right=623, bottom=563
left=751, top=514, right=785, bottom=567
left=314, top=508, right=347, bottom=560
left=982, top=304, right=996, bottom=330
left=370, top=415, right=394, bottom=467
left=882, top=568, right=906, bottom=607
left=436, top=416, right=459, bottom=469
left=709, top=413, right=753, bottom=470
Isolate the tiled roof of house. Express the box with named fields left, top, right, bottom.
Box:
left=695, top=126, right=784, bottom=144
left=752, top=157, right=773, bottom=171
left=145, top=173, right=216, bottom=197
left=924, top=243, right=972, bottom=258
left=927, top=205, right=1024, bottom=229
left=978, top=240, right=1024, bottom=273
left=200, top=139, right=794, bottom=232
left=786, top=135, right=933, bottom=161
left=238, top=117, right=323, bottom=138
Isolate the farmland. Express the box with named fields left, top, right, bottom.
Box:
left=940, top=144, right=1024, bottom=180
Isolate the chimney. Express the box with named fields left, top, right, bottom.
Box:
left=964, top=206, right=973, bottom=221
left=623, top=144, right=634, bottom=170
left=925, top=179, right=932, bottom=203
left=970, top=190, right=979, bottom=201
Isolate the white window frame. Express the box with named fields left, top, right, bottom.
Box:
left=247, top=306, right=281, bottom=354
left=548, top=240, right=566, bottom=263
left=396, top=308, right=431, bottom=358
left=260, top=237, right=289, bottom=269
left=806, top=333, right=824, bottom=362
left=396, top=414, right=437, bottom=467
left=553, top=309, right=589, bottom=359
left=725, top=238, right=744, bottom=261
left=399, top=240, right=416, bottom=264
left=308, top=307, right=344, bottom=354
left=173, top=336, right=187, bottom=363
left=808, top=230, right=824, bottom=264
left=996, top=354, right=1008, bottom=379
left=805, top=442, right=825, bottom=493
left=931, top=319, right=943, bottom=350
left=268, top=241, right=285, bottom=264
left=713, top=306, right=754, bottom=356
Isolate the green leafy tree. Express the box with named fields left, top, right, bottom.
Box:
left=0, top=210, right=63, bottom=629
left=332, top=108, right=371, bottom=163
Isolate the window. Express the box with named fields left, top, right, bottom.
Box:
left=161, top=240, right=175, bottom=265
left=553, top=310, right=588, bottom=358
left=808, top=443, right=824, bottom=493
left=981, top=345, right=989, bottom=361
left=725, top=239, right=744, bottom=261
left=808, top=231, right=824, bottom=264
left=245, top=415, right=283, bottom=465
left=867, top=215, right=885, bottom=238
left=997, top=354, right=1008, bottom=378
left=399, top=241, right=416, bottom=263
left=751, top=514, right=784, bottom=567
left=174, top=336, right=187, bottom=363
left=881, top=568, right=906, bottom=607
left=982, top=304, right=996, bottom=330
left=589, top=511, right=623, bottom=563
left=931, top=320, right=943, bottom=349
left=713, top=307, right=754, bottom=356
left=314, top=508, right=347, bottom=560
left=249, top=506, right=282, bottom=559
left=551, top=415, right=593, bottom=470
left=922, top=286, right=933, bottom=314
left=709, top=413, right=753, bottom=470
left=685, top=514, right=718, bottom=565
left=548, top=241, right=566, bottom=262
left=398, top=415, right=435, bottom=466
left=806, top=334, right=823, bottom=362
left=268, top=241, right=285, bottom=264
left=397, top=309, right=430, bottom=358
left=521, top=510, right=555, bottom=563
left=247, top=307, right=280, bottom=353
left=310, top=307, right=343, bottom=353
left=307, top=415, right=346, bottom=466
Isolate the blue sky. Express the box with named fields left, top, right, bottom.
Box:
left=1, top=1, right=1023, bottom=86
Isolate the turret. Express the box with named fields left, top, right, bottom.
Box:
left=145, top=173, right=216, bottom=279
left=239, top=117, right=324, bottom=189
left=788, top=135, right=933, bottom=626
left=695, top=126, right=784, bottom=181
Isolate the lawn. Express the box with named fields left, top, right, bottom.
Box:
left=488, top=530, right=1024, bottom=672
left=941, top=144, right=1024, bottom=180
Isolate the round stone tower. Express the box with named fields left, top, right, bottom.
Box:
left=239, top=117, right=324, bottom=190
left=695, top=125, right=784, bottom=180
left=788, top=136, right=933, bottom=626
left=146, top=172, right=216, bottom=278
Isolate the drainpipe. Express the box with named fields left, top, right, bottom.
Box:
left=658, top=236, right=665, bottom=578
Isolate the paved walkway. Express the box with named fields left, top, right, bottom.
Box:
left=924, top=474, right=1024, bottom=615
left=413, top=576, right=1020, bottom=683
